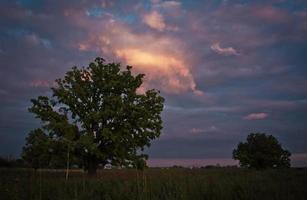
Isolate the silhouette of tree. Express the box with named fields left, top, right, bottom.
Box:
left=22, top=129, right=82, bottom=170
left=233, top=133, right=291, bottom=169
left=0, top=156, right=25, bottom=168
left=27, top=57, right=164, bottom=175
left=22, top=129, right=50, bottom=170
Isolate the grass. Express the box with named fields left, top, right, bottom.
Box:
left=1, top=168, right=307, bottom=200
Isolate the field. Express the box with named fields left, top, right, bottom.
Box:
left=1, top=168, right=307, bottom=200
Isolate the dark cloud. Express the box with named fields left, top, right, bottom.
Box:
left=0, top=0, right=307, bottom=166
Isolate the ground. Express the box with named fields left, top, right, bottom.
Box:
left=1, top=168, right=307, bottom=200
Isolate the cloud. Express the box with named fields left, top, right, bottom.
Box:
left=29, top=80, right=52, bottom=88
left=142, top=10, right=166, bottom=31
left=243, top=112, right=268, bottom=120
left=291, top=153, right=307, bottom=167
left=150, top=0, right=161, bottom=4
left=143, top=0, right=180, bottom=32
left=190, top=126, right=218, bottom=134
left=153, top=0, right=182, bottom=15
left=24, top=33, right=51, bottom=48
left=210, top=43, right=240, bottom=56
left=291, top=153, right=307, bottom=161
left=190, top=128, right=204, bottom=134
left=78, top=19, right=201, bottom=94
left=116, top=48, right=198, bottom=94
left=252, top=6, right=290, bottom=23
left=158, top=1, right=181, bottom=10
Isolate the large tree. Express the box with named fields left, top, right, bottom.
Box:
left=28, top=57, right=164, bottom=175
left=233, top=133, right=291, bottom=169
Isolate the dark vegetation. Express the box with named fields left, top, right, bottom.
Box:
left=0, top=156, right=25, bottom=168
left=233, top=133, right=291, bottom=169
left=1, top=168, right=307, bottom=200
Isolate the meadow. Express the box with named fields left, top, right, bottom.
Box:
left=1, top=168, right=307, bottom=200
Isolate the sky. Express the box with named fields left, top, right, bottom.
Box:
left=0, top=0, right=307, bottom=167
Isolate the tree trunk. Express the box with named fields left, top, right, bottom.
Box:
left=65, top=146, right=70, bottom=181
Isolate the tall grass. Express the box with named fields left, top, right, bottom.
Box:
left=1, top=168, right=307, bottom=200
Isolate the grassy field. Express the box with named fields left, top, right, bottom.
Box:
left=1, top=168, right=307, bottom=200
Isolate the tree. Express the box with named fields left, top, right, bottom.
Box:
left=22, top=129, right=51, bottom=170
left=0, top=157, right=12, bottom=168
left=233, top=133, right=291, bottom=169
left=27, top=57, right=164, bottom=175
left=0, top=156, right=26, bottom=168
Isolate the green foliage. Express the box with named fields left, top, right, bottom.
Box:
left=22, top=129, right=50, bottom=169
left=22, top=129, right=79, bottom=169
left=26, top=57, right=164, bottom=173
left=233, top=133, right=291, bottom=169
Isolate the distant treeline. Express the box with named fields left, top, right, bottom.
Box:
left=0, top=156, right=25, bottom=168
left=0, top=156, right=240, bottom=169
left=0, top=156, right=69, bottom=169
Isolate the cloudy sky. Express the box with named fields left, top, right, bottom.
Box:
left=1, top=0, right=307, bottom=167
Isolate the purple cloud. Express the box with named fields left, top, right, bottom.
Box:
left=244, top=112, right=269, bottom=120
left=210, top=43, right=240, bottom=56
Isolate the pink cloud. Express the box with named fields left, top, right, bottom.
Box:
left=142, top=10, right=178, bottom=31
left=143, top=10, right=166, bottom=31
left=29, top=80, right=51, bottom=88
left=77, top=18, right=202, bottom=95
left=190, top=126, right=218, bottom=134
left=153, top=0, right=182, bottom=17
left=147, top=158, right=238, bottom=167
left=190, top=128, right=204, bottom=134
left=116, top=48, right=198, bottom=94
left=210, top=43, right=240, bottom=56
left=243, top=112, right=268, bottom=120
left=247, top=99, right=297, bottom=111
left=291, top=153, right=307, bottom=167
left=291, top=153, right=307, bottom=161
left=252, top=6, right=290, bottom=23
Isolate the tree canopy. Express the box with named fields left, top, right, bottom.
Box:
left=233, top=133, right=291, bottom=169
left=25, top=57, right=164, bottom=174
left=22, top=129, right=50, bottom=169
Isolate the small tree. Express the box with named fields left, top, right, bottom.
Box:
left=27, top=57, right=164, bottom=175
left=22, top=129, right=50, bottom=170
left=233, top=133, right=291, bottom=169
